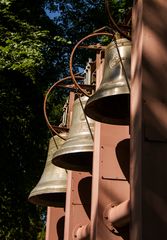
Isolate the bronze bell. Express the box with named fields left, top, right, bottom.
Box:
left=52, top=96, right=94, bottom=172
left=28, top=133, right=67, bottom=207
left=84, top=38, right=131, bottom=125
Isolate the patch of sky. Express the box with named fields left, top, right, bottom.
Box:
left=45, top=8, right=60, bottom=20
left=44, top=3, right=61, bottom=20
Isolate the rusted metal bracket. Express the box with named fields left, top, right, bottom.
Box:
left=78, top=44, right=106, bottom=50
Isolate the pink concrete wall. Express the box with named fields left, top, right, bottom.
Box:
left=131, top=0, right=167, bottom=239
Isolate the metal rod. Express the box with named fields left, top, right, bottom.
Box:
left=74, top=223, right=90, bottom=240
left=107, top=200, right=130, bottom=227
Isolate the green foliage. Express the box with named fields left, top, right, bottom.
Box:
left=0, top=0, right=70, bottom=83
left=0, top=71, right=48, bottom=239
left=0, top=1, right=45, bottom=81
left=45, top=0, right=132, bottom=70
left=107, top=0, right=132, bottom=24
left=0, top=0, right=66, bottom=238
left=53, top=35, right=72, bottom=45
left=46, top=92, right=68, bottom=126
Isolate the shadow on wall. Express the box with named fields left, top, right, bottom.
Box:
left=116, top=138, right=130, bottom=182
left=78, top=176, right=92, bottom=219
left=57, top=216, right=65, bottom=240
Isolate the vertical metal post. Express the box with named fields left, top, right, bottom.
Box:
left=67, top=91, right=75, bottom=128
left=131, top=0, right=167, bottom=239
left=45, top=92, right=75, bottom=240
left=64, top=171, right=92, bottom=240
left=130, top=1, right=143, bottom=239
left=90, top=51, right=130, bottom=240
left=90, top=51, right=104, bottom=240
left=45, top=207, right=65, bottom=240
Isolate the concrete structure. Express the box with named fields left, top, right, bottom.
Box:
left=131, top=0, right=167, bottom=239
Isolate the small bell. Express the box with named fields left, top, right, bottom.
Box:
left=28, top=133, right=67, bottom=207
left=52, top=96, right=94, bottom=172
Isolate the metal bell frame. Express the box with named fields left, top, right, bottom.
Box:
left=43, top=76, right=95, bottom=172
left=69, top=30, right=131, bottom=125
left=43, top=75, right=84, bottom=140
left=84, top=37, right=131, bottom=125
left=28, top=76, right=85, bottom=207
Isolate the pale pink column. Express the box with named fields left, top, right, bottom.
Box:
left=90, top=52, right=130, bottom=240
left=131, top=0, right=167, bottom=239
left=45, top=207, right=65, bottom=240
left=64, top=171, right=91, bottom=240
left=90, top=52, right=103, bottom=240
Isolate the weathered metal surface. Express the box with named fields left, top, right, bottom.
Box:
left=52, top=96, right=94, bottom=172
left=85, top=38, right=131, bottom=125
left=28, top=133, right=67, bottom=207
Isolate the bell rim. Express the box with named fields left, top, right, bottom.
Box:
left=84, top=93, right=130, bottom=125
left=28, top=192, right=66, bottom=207
left=29, top=185, right=67, bottom=198
left=52, top=151, right=93, bottom=172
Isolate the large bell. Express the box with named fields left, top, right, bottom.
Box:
left=52, top=96, right=94, bottom=172
left=28, top=133, right=67, bottom=207
left=84, top=38, right=131, bottom=125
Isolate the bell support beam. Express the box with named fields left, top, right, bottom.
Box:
left=64, top=171, right=92, bottom=240
left=67, top=91, right=75, bottom=128
left=90, top=51, right=130, bottom=240
left=45, top=207, right=65, bottom=240
left=131, top=0, right=167, bottom=239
